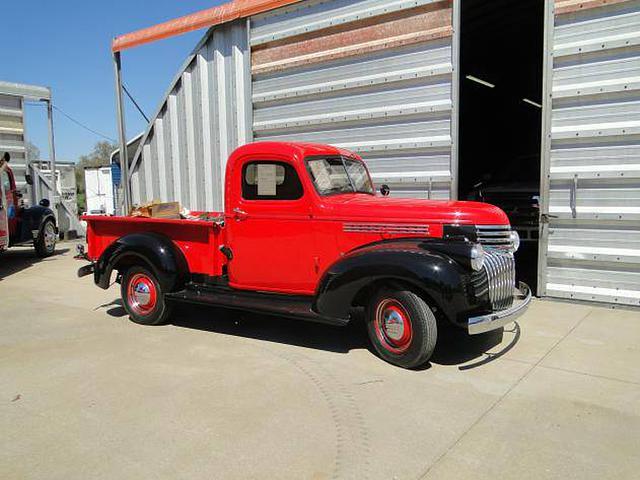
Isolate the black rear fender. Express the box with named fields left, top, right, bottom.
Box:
left=94, top=232, right=189, bottom=290
left=17, top=206, right=56, bottom=243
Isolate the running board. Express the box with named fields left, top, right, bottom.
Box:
left=165, top=285, right=348, bottom=326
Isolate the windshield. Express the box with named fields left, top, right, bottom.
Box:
left=307, top=157, right=374, bottom=196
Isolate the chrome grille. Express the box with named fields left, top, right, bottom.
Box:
left=476, top=225, right=513, bottom=251
left=483, top=251, right=516, bottom=311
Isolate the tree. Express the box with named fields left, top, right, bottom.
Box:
left=26, top=141, right=41, bottom=162
left=75, top=141, right=118, bottom=212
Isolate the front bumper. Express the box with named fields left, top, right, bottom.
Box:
left=468, top=282, right=531, bottom=335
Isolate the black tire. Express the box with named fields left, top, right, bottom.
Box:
left=121, top=266, right=172, bottom=326
left=34, top=219, right=56, bottom=257
left=366, top=287, right=437, bottom=369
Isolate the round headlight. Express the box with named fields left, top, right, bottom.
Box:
left=470, top=244, right=485, bottom=271
left=509, top=230, right=521, bottom=252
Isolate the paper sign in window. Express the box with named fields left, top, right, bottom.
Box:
left=257, top=164, right=277, bottom=196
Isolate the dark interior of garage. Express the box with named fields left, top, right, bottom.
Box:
left=458, top=0, right=544, bottom=291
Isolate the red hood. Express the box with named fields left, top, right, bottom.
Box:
left=317, top=194, right=510, bottom=225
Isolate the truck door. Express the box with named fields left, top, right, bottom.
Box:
left=225, top=156, right=317, bottom=294
left=0, top=166, right=9, bottom=250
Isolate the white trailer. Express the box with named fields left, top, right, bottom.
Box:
left=84, top=166, right=115, bottom=215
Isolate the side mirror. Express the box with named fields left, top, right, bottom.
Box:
left=25, top=174, right=33, bottom=186
left=380, top=184, right=390, bottom=197
left=39, top=198, right=50, bottom=208
left=2, top=152, right=10, bottom=163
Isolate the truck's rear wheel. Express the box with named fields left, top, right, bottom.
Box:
left=366, top=287, right=437, bottom=369
left=34, top=219, right=56, bottom=257
left=121, top=266, right=172, bottom=326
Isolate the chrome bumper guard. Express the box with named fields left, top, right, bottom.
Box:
left=468, top=282, right=531, bottom=335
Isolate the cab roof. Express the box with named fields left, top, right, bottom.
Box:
left=231, top=141, right=359, bottom=161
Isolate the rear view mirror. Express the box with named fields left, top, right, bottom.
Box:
left=380, top=184, right=390, bottom=196
left=25, top=174, right=33, bottom=185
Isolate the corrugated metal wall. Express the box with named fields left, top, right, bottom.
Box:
left=129, top=19, right=252, bottom=211
left=250, top=0, right=455, bottom=199
left=540, top=0, right=640, bottom=306
left=0, top=94, right=27, bottom=193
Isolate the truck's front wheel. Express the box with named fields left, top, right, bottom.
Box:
left=366, top=287, right=437, bottom=369
left=121, top=266, right=172, bottom=326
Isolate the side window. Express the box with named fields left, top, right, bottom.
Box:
left=242, top=161, right=303, bottom=200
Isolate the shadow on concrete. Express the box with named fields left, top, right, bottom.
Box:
left=101, top=298, right=521, bottom=369
left=0, top=247, right=70, bottom=281
left=432, top=322, right=521, bottom=370
left=172, top=303, right=369, bottom=355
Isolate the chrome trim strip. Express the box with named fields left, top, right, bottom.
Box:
left=343, top=223, right=429, bottom=235
left=468, top=282, right=532, bottom=335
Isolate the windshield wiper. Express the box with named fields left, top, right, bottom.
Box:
left=340, top=156, right=357, bottom=193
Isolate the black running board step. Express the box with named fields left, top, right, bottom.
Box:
left=165, top=287, right=348, bottom=326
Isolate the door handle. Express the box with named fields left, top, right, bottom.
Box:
left=233, top=208, right=248, bottom=221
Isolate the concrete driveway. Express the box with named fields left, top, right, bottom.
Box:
left=1, top=244, right=639, bottom=479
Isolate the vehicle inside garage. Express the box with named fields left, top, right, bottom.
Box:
left=458, top=0, right=545, bottom=291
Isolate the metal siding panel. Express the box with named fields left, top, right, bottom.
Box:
left=168, top=93, right=183, bottom=203
left=540, top=0, right=640, bottom=306
left=154, top=118, right=168, bottom=201
left=143, top=142, right=154, bottom=200
left=253, top=42, right=452, bottom=102
left=0, top=94, right=28, bottom=194
left=198, top=50, right=215, bottom=210
left=252, top=32, right=453, bottom=196
left=215, top=28, right=231, bottom=204
left=128, top=20, right=251, bottom=212
left=208, top=35, right=224, bottom=210
left=176, top=81, right=191, bottom=207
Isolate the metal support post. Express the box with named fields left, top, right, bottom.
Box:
left=46, top=98, right=58, bottom=217
left=113, top=51, right=131, bottom=214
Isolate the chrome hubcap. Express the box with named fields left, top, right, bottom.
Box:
left=383, top=309, right=405, bottom=341
left=374, top=299, right=413, bottom=354
left=44, top=223, right=56, bottom=249
left=132, top=281, right=152, bottom=308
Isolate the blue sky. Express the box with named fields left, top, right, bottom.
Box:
left=3, top=0, right=224, bottom=162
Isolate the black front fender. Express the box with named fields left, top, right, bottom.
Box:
left=94, top=232, right=189, bottom=290
left=313, top=239, right=491, bottom=326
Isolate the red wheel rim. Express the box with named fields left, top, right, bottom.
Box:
left=127, top=273, right=157, bottom=315
left=374, top=299, right=413, bottom=354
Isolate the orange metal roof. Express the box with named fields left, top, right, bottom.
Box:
left=112, top=0, right=302, bottom=52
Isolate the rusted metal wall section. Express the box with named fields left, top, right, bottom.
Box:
left=251, top=0, right=454, bottom=199
left=540, top=0, right=640, bottom=306
left=129, top=20, right=252, bottom=211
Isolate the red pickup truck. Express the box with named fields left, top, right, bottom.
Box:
left=79, top=142, right=530, bottom=369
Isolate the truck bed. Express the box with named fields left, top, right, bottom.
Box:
left=83, top=214, right=225, bottom=277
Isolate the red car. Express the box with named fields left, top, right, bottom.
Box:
left=79, top=142, right=530, bottom=369
left=0, top=152, right=57, bottom=257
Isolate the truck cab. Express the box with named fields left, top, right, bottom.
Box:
left=0, top=152, right=57, bottom=257
left=80, top=142, right=531, bottom=369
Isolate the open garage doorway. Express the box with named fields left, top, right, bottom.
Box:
left=458, top=0, right=545, bottom=292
